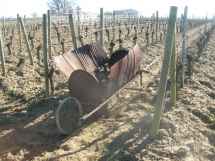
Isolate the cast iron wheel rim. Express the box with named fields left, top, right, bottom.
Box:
left=56, top=97, right=83, bottom=134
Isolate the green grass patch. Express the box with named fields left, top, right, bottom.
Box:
left=211, top=113, right=215, bottom=121
left=27, top=101, right=36, bottom=111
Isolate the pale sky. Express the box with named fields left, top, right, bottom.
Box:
left=0, top=0, right=214, bottom=18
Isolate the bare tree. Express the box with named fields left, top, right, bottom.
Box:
left=61, top=0, right=76, bottom=13
left=68, top=6, right=73, bottom=13
left=76, top=5, right=81, bottom=12
left=50, top=9, right=57, bottom=16
left=47, top=0, right=76, bottom=14
left=47, top=0, right=61, bottom=14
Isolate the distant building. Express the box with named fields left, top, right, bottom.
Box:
left=115, top=9, right=141, bottom=18
left=104, top=12, right=113, bottom=16
left=77, top=12, right=99, bottom=20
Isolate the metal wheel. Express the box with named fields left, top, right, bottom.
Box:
left=56, top=97, right=83, bottom=134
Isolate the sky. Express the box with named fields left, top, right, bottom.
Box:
left=0, top=0, right=214, bottom=18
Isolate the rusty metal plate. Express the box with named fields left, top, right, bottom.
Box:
left=116, top=54, right=129, bottom=88
left=107, top=50, right=129, bottom=95
left=89, top=42, right=102, bottom=66
left=74, top=50, right=91, bottom=71
left=74, top=45, right=96, bottom=72
left=123, top=50, right=132, bottom=83
left=54, top=42, right=108, bottom=76
left=63, top=51, right=84, bottom=70
left=89, top=41, right=108, bottom=66
left=133, top=44, right=141, bottom=76
left=107, top=62, right=119, bottom=95
left=128, top=49, right=135, bottom=81
left=69, top=69, right=104, bottom=104
left=81, top=45, right=98, bottom=71
left=54, top=55, right=74, bottom=77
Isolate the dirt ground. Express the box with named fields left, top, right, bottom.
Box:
left=0, top=22, right=215, bottom=161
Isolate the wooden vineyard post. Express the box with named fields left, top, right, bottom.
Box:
left=129, top=14, right=130, bottom=23
left=0, top=29, right=6, bottom=76
left=170, top=29, right=176, bottom=107
left=77, top=12, right=80, bottom=35
left=24, top=15, right=26, bottom=23
left=69, top=14, right=78, bottom=50
left=181, top=6, right=188, bottom=88
left=19, top=17, right=34, bottom=65
left=156, top=11, right=159, bottom=41
left=43, top=14, right=50, bottom=97
left=47, top=10, right=52, bottom=59
left=150, top=6, right=177, bottom=139
left=100, top=8, right=104, bottom=47
left=109, top=11, right=116, bottom=55
left=17, top=14, right=23, bottom=53
left=181, top=14, right=183, bottom=32
left=112, top=11, right=116, bottom=41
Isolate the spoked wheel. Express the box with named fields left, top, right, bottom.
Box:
left=56, top=97, right=83, bottom=135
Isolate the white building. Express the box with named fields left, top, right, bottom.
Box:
left=115, top=9, right=141, bottom=18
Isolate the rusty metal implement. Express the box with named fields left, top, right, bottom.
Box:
left=68, top=69, right=104, bottom=105
left=54, top=41, right=108, bottom=77
left=54, top=42, right=156, bottom=135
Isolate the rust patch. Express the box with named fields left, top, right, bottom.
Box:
left=54, top=41, right=108, bottom=76
left=69, top=69, right=104, bottom=104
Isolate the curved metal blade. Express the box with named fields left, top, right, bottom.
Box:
left=63, top=51, right=84, bottom=70
left=69, top=69, right=104, bottom=104
left=128, top=49, right=135, bottom=81
left=116, top=54, right=128, bottom=88
left=107, top=62, right=119, bottom=95
left=54, top=55, right=74, bottom=77
left=133, top=44, right=141, bottom=76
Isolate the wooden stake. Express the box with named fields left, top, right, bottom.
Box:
left=0, top=29, right=6, bottom=76
left=150, top=6, right=178, bottom=140
left=181, top=6, right=188, bottom=88
left=47, top=10, right=52, bottom=59
left=43, top=14, right=50, bottom=97
left=19, top=17, right=34, bottom=65
left=156, top=11, right=159, bottom=41
left=17, top=14, right=23, bottom=52
left=69, top=14, right=78, bottom=50
left=112, top=11, right=116, bottom=41
left=100, top=8, right=104, bottom=47
left=170, top=30, right=176, bottom=107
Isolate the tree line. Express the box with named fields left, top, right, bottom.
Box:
left=47, top=0, right=81, bottom=16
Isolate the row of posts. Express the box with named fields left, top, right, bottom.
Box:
left=0, top=7, right=213, bottom=140
left=0, top=12, right=52, bottom=97
left=150, top=6, right=181, bottom=139
left=70, top=8, right=160, bottom=49
left=0, top=8, right=163, bottom=99
left=0, top=8, right=212, bottom=99
left=150, top=6, right=212, bottom=139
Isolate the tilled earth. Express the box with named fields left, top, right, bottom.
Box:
left=0, top=24, right=215, bottom=161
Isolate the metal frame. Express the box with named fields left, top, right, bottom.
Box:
left=80, top=57, right=159, bottom=120
left=54, top=41, right=160, bottom=134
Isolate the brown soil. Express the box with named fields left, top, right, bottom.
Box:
left=0, top=23, right=215, bottom=161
